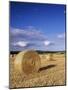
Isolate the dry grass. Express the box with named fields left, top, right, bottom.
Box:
left=9, top=52, right=66, bottom=88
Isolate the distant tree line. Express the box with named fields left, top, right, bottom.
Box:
left=10, top=50, right=66, bottom=54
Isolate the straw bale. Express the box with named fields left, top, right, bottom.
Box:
left=14, top=50, right=41, bottom=74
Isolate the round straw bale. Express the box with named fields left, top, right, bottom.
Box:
left=14, top=50, right=41, bottom=75
left=46, top=53, right=53, bottom=61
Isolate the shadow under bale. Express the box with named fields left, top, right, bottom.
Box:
left=39, top=64, right=56, bottom=72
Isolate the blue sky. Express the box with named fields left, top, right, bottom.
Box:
left=10, top=2, right=66, bottom=51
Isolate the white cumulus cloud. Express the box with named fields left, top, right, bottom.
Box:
left=57, top=33, right=65, bottom=39
left=12, top=41, right=28, bottom=47
left=44, top=40, right=54, bottom=46
left=44, top=40, right=51, bottom=46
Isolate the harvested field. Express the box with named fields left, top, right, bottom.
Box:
left=9, top=52, right=66, bottom=88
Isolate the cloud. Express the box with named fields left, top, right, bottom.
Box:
left=10, top=27, right=46, bottom=41
left=10, top=27, right=65, bottom=51
left=10, top=27, right=47, bottom=51
left=44, top=40, right=54, bottom=46
left=11, top=40, right=39, bottom=48
left=12, top=41, right=28, bottom=47
left=57, top=33, right=65, bottom=39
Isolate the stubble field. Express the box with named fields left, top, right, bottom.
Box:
left=9, top=52, right=66, bottom=89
